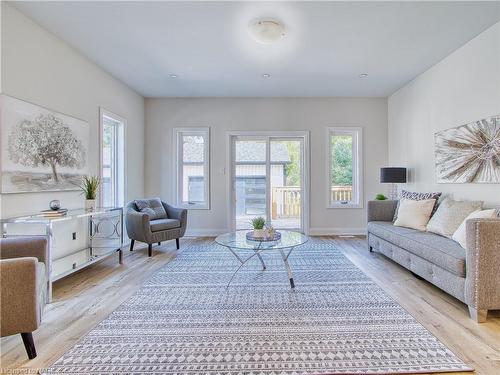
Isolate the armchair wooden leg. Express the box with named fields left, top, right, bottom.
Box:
left=148, top=243, right=152, bottom=257
left=21, top=332, right=36, bottom=359
left=129, top=240, right=135, bottom=252
left=176, top=238, right=180, bottom=250
left=468, top=306, right=488, bottom=323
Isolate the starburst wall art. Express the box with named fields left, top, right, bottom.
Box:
left=435, top=115, right=500, bottom=183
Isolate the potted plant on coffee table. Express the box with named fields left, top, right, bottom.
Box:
left=251, top=216, right=266, bottom=238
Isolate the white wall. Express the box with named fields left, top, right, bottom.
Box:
left=0, top=3, right=145, bottom=219
left=388, top=22, right=500, bottom=207
left=145, top=98, right=388, bottom=235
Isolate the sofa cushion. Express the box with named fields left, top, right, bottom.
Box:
left=135, top=198, right=167, bottom=220
left=393, top=190, right=442, bottom=221
left=393, top=198, right=435, bottom=231
left=427, top=198, right=483, bottom=238
left=150, top=218, right=181, bottom=232
left=368, top=221, right=466, bottom=277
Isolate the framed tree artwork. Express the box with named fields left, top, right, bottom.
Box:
left=435, top=115, right=500, bottom=183
left=0, top=95, right=90, bottom=193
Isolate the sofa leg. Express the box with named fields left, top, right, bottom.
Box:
left=369, top=246, right=373, bottom=252
left=129, top=239, right=135, bottom=252
left=148, top=243, right=152, bottom=257
left=176, top=238, right=180, bottom=250
left=21, top=332, right=36, bottom=359
left=468, top=307, right=488, bottom=323
left=158, top=242, right=161, bottom=246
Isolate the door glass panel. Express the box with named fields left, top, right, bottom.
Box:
left=235, top=139, right=267, bottom=229
left=270, top=140, right=301, bottom=229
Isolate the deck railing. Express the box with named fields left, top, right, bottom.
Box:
left=271, top=185, right=353, bottom=218
left=330, top=185, right=352, bottom=202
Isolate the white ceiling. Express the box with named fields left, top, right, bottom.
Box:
left=11, top=1, right=500, bottom=98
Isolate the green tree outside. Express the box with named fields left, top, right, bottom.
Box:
left=330, top=135, right=352, bottom=186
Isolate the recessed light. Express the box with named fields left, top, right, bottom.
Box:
left=359, top=73, right=368, bottom=78
left=169, top=74, right=178, bottom=78
left=262, top=73, right=271, bottom=78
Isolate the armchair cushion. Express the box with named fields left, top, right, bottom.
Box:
left=150, top=219, right=181, bottom=232
left=134, top=198, right=167, bottom=220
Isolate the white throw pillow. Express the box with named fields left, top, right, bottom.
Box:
left=452, top=209, right=497, bottom=249
left=394, top=198, right=436, bottom=231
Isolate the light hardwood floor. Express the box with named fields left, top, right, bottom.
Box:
left=1, top=237, right=499, bottom=374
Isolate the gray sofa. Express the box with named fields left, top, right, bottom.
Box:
left=367, top=200, right=500, bottom=322
left=125, top=199, right=187, bottom=257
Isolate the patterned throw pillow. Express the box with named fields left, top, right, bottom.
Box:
left=135, top=198, right=167, bottom=220
left=393, top=190, right=442, bottom=221
left=426, top=198, right=483, bottom=238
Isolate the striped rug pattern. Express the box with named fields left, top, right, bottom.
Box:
left=44, top=238, right=471, bottom=374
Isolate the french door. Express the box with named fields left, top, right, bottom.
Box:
left=228, top=132, right=309, bottom=233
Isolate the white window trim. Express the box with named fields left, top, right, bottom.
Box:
left=99, top=108, right=126, bottom=208
left=326, top=126, right=363, bottom=209
left=173, top=127, right=210, bottom=210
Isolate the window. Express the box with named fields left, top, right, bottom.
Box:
left=100, top=109, right=125, bottom=208
left=174, top=127, right=210, bottom=209
left=326, top=127, right=363, bottom=208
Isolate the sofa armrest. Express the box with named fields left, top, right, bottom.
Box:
left=0, top=236, right=48, bottom=264
left=367, top=200, right=398, bottom=222
left=125, top=209, right=151, bottom=243
left=464, top=218, right=500, bottom=314
left=0, top=257, right=41, bottom=337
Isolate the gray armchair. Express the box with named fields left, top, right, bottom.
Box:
left=125, top=198, right=187, bottom=256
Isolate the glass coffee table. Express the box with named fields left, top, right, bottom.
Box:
left=215, top=230, right=309, bottom=288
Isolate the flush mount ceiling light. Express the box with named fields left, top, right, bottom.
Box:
left=359, top=73, right=368, bottom=78
left=262, top=73, right=271, bottom=78
left=248, top=19, right=286, bottom=44
left=169, top=74, right=178, bottom=78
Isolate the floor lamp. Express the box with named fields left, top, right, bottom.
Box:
left=380, top=167, right=407, bottom=200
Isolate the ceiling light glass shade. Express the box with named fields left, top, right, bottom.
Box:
left=248, top=19, right=286, bottom=44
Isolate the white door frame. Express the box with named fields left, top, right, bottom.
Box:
left=226, top=131, right=310, bottom=234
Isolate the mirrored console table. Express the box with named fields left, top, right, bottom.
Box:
left=2, top=207, right=123, bottom=302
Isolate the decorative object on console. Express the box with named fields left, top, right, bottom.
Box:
left=393, top=198, right=436, bottom=231
left=435, top=114, right=500, bottom=183
left=79, top=175, right=100, bottom=211
left=39, top=208, right=68, bottom=218
left=0, top=94, right=89, bottom=193
left=452, top=209, right=498, bottom=248
left=380, top=167, right=407, bottom=199
left=49, top=199, right=61, bottom=211
left=375, top=193, right=388, bottom=200
left=426, top=198, right=483, bottom=238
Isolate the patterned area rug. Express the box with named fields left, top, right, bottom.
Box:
left=44, top=238, right=472, bottom=374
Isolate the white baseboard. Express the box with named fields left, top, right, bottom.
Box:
left=185, top=228, right=229, bottom=237
left=308, top=227, right=366, bottom=236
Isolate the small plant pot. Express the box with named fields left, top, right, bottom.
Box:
left=85, top=199, right=96, bottom=211
left=253, top=229, right=266, bottom=238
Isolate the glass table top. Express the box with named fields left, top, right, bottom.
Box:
left=215, top=230, right=309, bottom=250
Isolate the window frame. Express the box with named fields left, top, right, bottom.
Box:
left=173, top=127, right=210, bottom=210
left=326, top=126, right=363, bottom=209
left=99, top=108, right=126, bottom=208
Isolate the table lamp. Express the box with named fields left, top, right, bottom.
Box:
left=380, top=167, right=407, bottom=200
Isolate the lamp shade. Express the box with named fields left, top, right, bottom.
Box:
left=380, top=167, right=407, bottom=183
